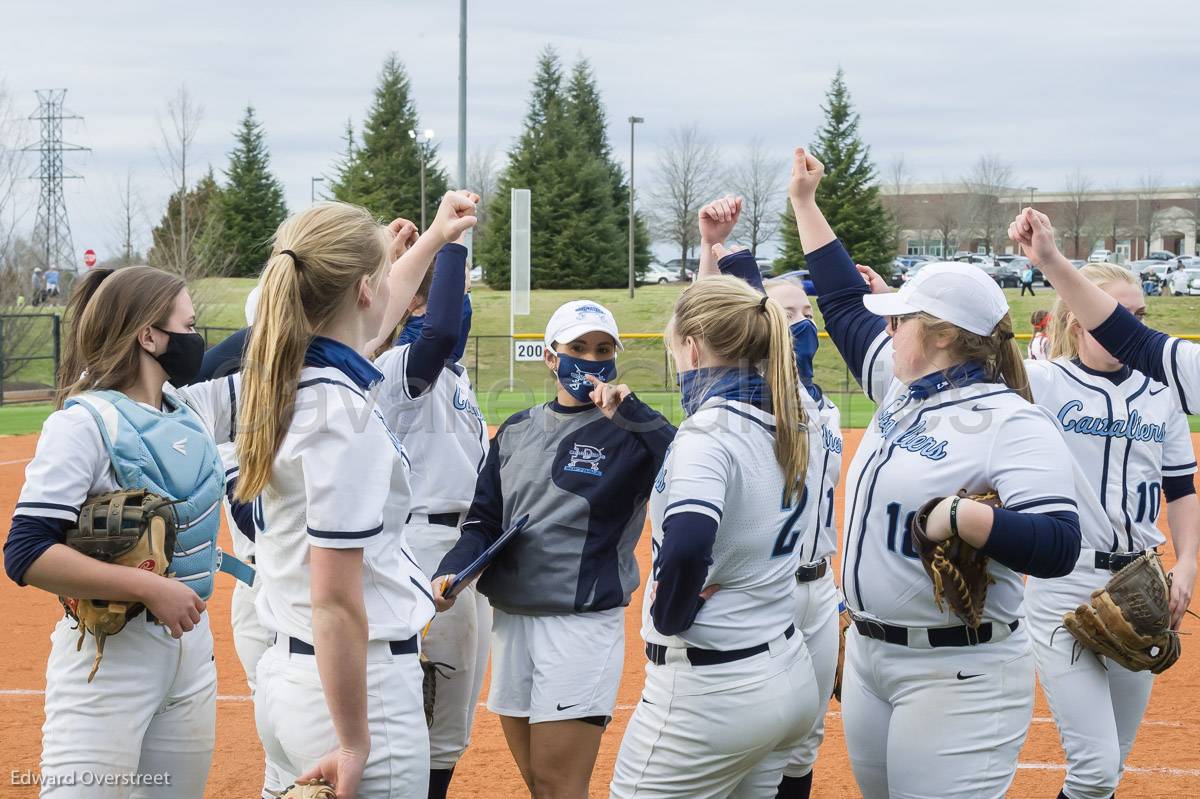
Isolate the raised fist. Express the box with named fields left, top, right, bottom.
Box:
left=699, top=196, right=742, bottom=245
left=788, top=147, right=825, bottom=205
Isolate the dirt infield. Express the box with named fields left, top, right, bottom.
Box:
left=3, top=428, right=1200, bottom=798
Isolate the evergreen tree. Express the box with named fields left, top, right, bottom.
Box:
left=564, top=59, right=652, bottom=279
left=213, top=106, right=288, bottom=277
left=476, top=48, right=627, bottom=289
left=331, top=55, right=448, bottom=225
left=776, top=69, right=893, bottom=274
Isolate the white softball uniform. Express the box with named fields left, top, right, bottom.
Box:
left=222, top=365, right=435, bottom=798
left=611, top=396, right=821, bottom=798
left=842, top=331, right=1081, bottom=799
left=375, top=346, right=491, bottom=769
left=18, top=398, right=218, bottom=798
left=1025, top=358, right=1197, bottom=799
left=785, top=390, right=844, bottom=780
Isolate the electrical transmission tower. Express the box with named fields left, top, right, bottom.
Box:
left=23, top=89, right=88, bottom=275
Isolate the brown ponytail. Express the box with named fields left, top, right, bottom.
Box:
left=670, top=276, right=809, bottom=505
left=234, top=202, right=390, bottom=502
left=56, top=266, right=185, bottom=409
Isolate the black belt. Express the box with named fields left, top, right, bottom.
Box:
left=1094, top=550, right=1146, bottom=572
left=406, top=512, right=460, bottom=528
left=288, top=635, right=418, bottom=656
left=853, top=618, right=1019, bottom=647
left=795, top=560, right=828, bottom=583
left=646, top=624, right=795, bottom=667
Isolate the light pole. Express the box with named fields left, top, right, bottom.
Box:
left=311, top=176, right=325, bottom=204
left=627, top=116, right=644, bottom=299
left=457, top=0, right=468, bottom=190
left=409, top=128, right=435, bottom=231
left=1026, top=186, right=1037, bottom=207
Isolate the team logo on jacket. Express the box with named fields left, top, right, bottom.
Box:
left=565, top=443, right=606, bottom=476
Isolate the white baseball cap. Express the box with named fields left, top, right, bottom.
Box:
left=863, top=262, right=1009, bottom=337
left=544, top=300, right=623, bottom=351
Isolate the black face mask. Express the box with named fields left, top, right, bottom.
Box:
left=151, top=328, right=206, bottom=387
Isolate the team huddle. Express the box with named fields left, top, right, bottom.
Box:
left=3, top=143, right=1198, bottom=799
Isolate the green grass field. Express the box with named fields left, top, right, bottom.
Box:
left=5, top=279, right=1200, bottom=437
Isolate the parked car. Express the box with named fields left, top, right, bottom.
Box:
left=952, top=253, right=998, bottom=267
left=773, top=269, right=816, bottom=295
left=1069, top=259, right=1087, bottom=269
left=469, top=265, right=483, bottom=283
left=994, top=254, right=1018, bottom=264
left=664, top=258, right=699, bottom=281
left=1006, top=256, right=1050, bottom=287
left=1148, top=250, right=1178, bottom=262
left=641, top=262, right=683, bottom=284
left=1182, top=269, right=1200, bottom=295
left=1088, top=249, right=1112, bottom=263
left=979, top=262, right=1021, bottom=288
left=755, top=257, right=775, bottom=278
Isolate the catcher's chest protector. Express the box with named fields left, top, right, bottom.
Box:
left=66, top=390, right=224, bottom=600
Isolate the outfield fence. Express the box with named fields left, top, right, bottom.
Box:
left=5, top=314, right=1200, bottom=417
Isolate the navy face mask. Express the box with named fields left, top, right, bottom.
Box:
left=555, top=354, right=617, bottom=403
left=791, top=319, right=819, bottom=385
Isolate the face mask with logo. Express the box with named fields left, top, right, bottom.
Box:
left=151, top=328, right=207, bottom=387
left=791, top=319, right=819, bottom=385
left=555, top=353, right=617, bottom=403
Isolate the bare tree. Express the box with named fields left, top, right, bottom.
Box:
left=0, top=79, right=27, bottom=279
left=109, top=168, right=145, bottom=266
left=961, top=155, right=1014, bottom=254
left=885, top=156, right=913, bottom=252
left=730, top=138, right=785, bottom=256
left=651, top=125, right=720, bottom=278
left=466, top=146, right=498, bottom=231
left=1134, top=172, right=1163, bottom=259
left=157, top=86, right=203, bottom=272
left=924, top=191, right=962, bottom=258
left=1059, top=169, right=1093, bottom=259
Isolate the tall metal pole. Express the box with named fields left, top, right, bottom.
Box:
left=627, top=116, right=644, bottom=299
left=419, top=154, right=427, bottom=232
left=311, top=176, right=325, bottom=204
left=457, top=0, right=468, bottom=190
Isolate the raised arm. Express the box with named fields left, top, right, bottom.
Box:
left=402, top=242, right=468, bottom=397
left=788, top=147, right=890, bottom=397
left=365, top=191, right=478, bottom=354
left=1011, top=208, right=1178, bottom=391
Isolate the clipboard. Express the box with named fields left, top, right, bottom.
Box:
left=442, top=513, right=530, bottom=599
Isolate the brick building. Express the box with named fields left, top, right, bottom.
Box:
left=881, top=183, right=1200, bottom=262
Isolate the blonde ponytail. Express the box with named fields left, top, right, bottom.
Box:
left=234, top=202, right=390, bottom=502
left=1049, top=263, right=1138, bottom=361
left=670, top=276, right=809, bottom=505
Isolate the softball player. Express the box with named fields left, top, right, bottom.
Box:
left=1021, top=263, right=1199, bottom=799
left=791, top=148, right=1084, bottom=798
left=610, top=276, right=821, bottom=798
left=220, top=196, right=476, bottom=799
left=696, top=196, right=844, bottom=798
left=3, top=266, right=223, bottom=798
left=374, top=238, right=490, bottom=799
left=432, top=300, right=675, bottom=799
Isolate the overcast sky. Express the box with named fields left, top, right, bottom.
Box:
left=3, top=0, right=1199, bottom=265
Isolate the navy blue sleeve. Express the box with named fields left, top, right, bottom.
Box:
left=650, top=511, right=717, bottom=635
left=451, top=294, right=473, bottom=363
left=718, top=249, right=765, bottom=294
left=613, top=394, right=676, bottom=472
left=980, top=508, right=1081, bottom=579
left=4, top=515, right=71, bottom=586
left=405, top=243, right=468, bottom=397
left=1088, top=304, right=1170, bottom=385
left=810, top=240, right=888, bottom=387
left=194, top=327, right=250, bottom=383
left=224, top=476, right=256, bottom=542
left=436, top=426, right=504, bottom=577
left=1164, top=474, right=1196, bottom=502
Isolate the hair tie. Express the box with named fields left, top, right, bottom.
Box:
left=999, top=330, right=1015, bottom=341
left=758, top=295, right=770, bottom=313
left=281, top=249, right=303, bottom=270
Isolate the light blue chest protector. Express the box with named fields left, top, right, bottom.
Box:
left=67, top=389, right=253, bottom=599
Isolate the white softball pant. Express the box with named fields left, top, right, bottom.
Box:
left=40, top=611, right=216, bottom=798
left=841, top=623, right=1034, bottom=799
left=254, top=636, right=429, bottom=799
left=609, top=626, right=820, bottom=798
left=408, top=520, right=492, bottom=769
left=784, top=570, right=840, bottom=778
left=1026, top=557, right=1156, bottom=799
